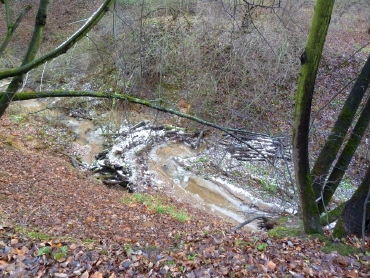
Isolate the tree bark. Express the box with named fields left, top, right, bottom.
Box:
left=333, top=163, right=370, bottom=237
left=0, top=0, right=116, bottom=81
left=0, top=0, right=49, bottom=118
left=311, top=54, right=370, bottom=210
left=0, top=2, right=32, bottom=56
left=320, top=89, right=370, bottom=212
left=292, top=0, right=335, bottom=234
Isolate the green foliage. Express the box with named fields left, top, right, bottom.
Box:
left=260, top=178, right=277, bottom=194
left=37, top=246, right=51, bottom=256
left=124, top=244, right=134, bottom=255
left=37, top=245, right=68, bottom=261
left=27, top=231, right=50, bottom=241
left=162, top=260, right=176, bottom=266
left=187, top=253, right=198, bottom=260
left=53, top=246, right=68, bottom=261
left=257, top=243, right=268, bottom=251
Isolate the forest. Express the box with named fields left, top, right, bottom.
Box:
left=0, top=0, right=370, bottom=276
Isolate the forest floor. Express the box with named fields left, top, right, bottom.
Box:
left=0, top=111, right=369, bottom=277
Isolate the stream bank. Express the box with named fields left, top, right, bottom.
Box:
left=13, top=99, right=296, bottom=230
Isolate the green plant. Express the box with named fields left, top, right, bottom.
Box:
left=257, top=243, right=268, bottom=251
left=53, top=246, right=68, bottom=261
left=172, top=210, right=189, bottom=222
left=260, top=178, right=277, bottom=194
left=82, top=238, right=97, bottom=244
left=187, top=254, right=197, bottom=260
left=163, top=260, right=176, bottom=266
left=27, top=231, right=50, bottom=241
left=174, top=233, right=183, bottom=240
left=124, top=244, right=134, bottom=255
left=37, top=245, right=68, bottom=261
left=321, top=242, right=358, bottom=256
left=234, top=238, right=246, bottom=247
left=155, top=205, right=168, bottom=214
left=121, top=193, right=190, bottom=222
left=338, top=178, right=353, bottom=190
left=37, top=246, right=51, bottom=256
left=10, top=114, right=25, bottom=123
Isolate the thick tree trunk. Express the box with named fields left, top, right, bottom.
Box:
left=333, top=164, right=370, bottom=237
left=311, top=54, right=370, bottom=210
left=293, top=0, right=334, bottom=234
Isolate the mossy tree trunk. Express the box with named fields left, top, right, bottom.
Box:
left=320, top=83, right=370, bottom=212
left=311, top=54, right=370, bottom=213
left=0, top=0, right=116, bottom=118
left=292, top=0, right=335, bottom=234
left=0, top=1, right=32, bottom=56
left=0, top=0, right=50, bottom=117
left=333, top=164, right=370, bottom=237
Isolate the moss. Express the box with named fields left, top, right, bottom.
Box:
left=320, top=203, right=345, bottom=226
left=268, top=226, right=302, bottom=238
left=26, top=231, right=50, bottom=240
left=321, top=242, right=359, bottom=256
left=310, top=233, right=359, bottom=256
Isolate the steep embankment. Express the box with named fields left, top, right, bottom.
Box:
left=0, top=110, right=369, bottom=277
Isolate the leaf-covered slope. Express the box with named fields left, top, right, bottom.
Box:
left=0, top=114, right=369, bottom=277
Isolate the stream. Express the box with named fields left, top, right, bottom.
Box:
left=14, top=98, right=288, bottom=231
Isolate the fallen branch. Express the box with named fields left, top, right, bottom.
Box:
left=233, top=216, right=277, bottom=231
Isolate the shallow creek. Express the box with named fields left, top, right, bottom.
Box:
left=16, top=99, right=277, bottom=230
left=148, top=144, right=264, bottom=230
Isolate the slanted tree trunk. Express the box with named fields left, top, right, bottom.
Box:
left=0, top=0, right=116, bottom=118
left=311, top=54, right=370, bottom=213
left=333, top=163, right=370, bottom=237
left=293, top=0, right=335, bottom=234
left=321, top=89, right=370, bottom=212
left=0, top=0, right=49, bottom=117
left=0, top=1, right=32, bottom=56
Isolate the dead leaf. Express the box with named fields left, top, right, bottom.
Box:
left=345, top=269, right=358, bottom=278
left=266, top=260, right=277, bottom=271
left=90, top=272, right=103, bottom=278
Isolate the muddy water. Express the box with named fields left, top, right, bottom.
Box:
left=16, top=99, right=105, bottom=164
left=148, top=144, right=266, bottom=230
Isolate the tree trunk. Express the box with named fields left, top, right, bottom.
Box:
left=333, top=163, right=370, bottom=237
left=292, top=0, right=334, bottom=234
left=0, top=0, right=116, bottom=82
left=320, top=89, right=370, bottom=212
left=311, top=54, right=370, bottom=209
left=0, top=2, right=32, bottom=56
left=0, top=0, right=49, bottom=117
left=0, top=0, right=116, bottom=119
